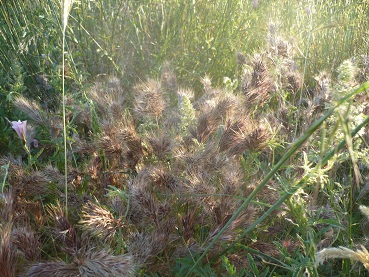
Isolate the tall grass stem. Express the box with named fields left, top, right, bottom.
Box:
left=62, top=0, right=74, bottom=215
left=294, top=0, right=314, bottom=141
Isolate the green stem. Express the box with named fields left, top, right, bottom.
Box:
left=62, top=0, right=69, bottom=216
left=23, top=142, right=33, bottom=168
left=1, top=162, right=10, bottom=197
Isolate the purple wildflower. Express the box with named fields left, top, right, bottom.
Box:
left=10, top=120, right=27, bottom=141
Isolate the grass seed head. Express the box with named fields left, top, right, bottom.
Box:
left=75, top=249, right=136, bottom=276
left=134, top=79, right=165, bottom=119
left=220, top=119, right=269, bottom=156
left=148, top=165, right=177, bottom=191
left=88, top=78, right=125, bottom=122
left=129, top=221, right=176, bottom=267
left=147, top=132, right=173, bottom=161
left=46, top=202, right=80, bottom=255
left=12, top=227, right=40, bottom=261
left=13, top=96, right=47, bottom=126
left=219, top=119, right=248, bottom=153
left=316, top=246, right=369, bottom=271
left=118, top=126, right=144, bottom=169
left=0, top=190, right=14, bottom=224
left=0, top=224, right=18, bottom=277
left=80, top=201, right=123, bottom=241
left=206, top=207, right=256, bottom=255
left=19, top=171, right=51, bottom=197
left=360, top=205, right=369, bottom=222
left=26, top=261, right=79, bottom=277
left=242, top=54, right=274, bottom=106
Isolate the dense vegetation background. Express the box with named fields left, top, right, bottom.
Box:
left=1, top=0, right=369, bottom=276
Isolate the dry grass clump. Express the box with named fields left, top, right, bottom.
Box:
left=191, top=93, right=239, bottom=143
left=0, top=221, right=18, bottom=277
left=311, top=72, right=332, bottom=110
left=241, top=53, right=275, bottom=107
left=355, top=55, right=369, bottom=83
left=12, top=226, right=40, bottom=262
left=117, top=123, right=145, bottom=169
left=0, top=190, right=41, bottom=276
left=0, top=48, right=311, bottom=275
left=134, top=78, right=166, bottom=120
left=13, top=96, right=48, bottom=126
left=0, top=190, right=14, bottom=223
left=147, top=131, right=174, bottom=161
left=219, top=119, right=269, bottom=156
left=15, top=170, right=52, bottom=197
left=10, top=94, right=75, bottom=142
left=26, top=261, right=80, bottom=277
left=7, top=27, right=362, bottom=274
left=237, top=23, right=303, bottom=147
left=46, top=202, right=80, bottom=255
left=88, top=77, right=126, bottom=121
left=79, top=201, right=124, bottom=241
left=267, top=22, right=294, bottom=58
left=26, top=249, right=135, bottom=277
left=24, top=201, right=137, bottom=276
left=53, top=62, right=274, bottom=274
left=128, top=222, right=178, bottom=268
left=75, top=249, right=135, bottom=277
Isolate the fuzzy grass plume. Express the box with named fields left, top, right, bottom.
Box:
left=315, top=205, right=369, bottom=272
left=315, top=246, right=369, bottom=271
left=26, top=250, right=136, bottom=277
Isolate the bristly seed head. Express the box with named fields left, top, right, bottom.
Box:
left=134, top=79, right=165, bottom=120
left=79, top=201, right=124, bottom=241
